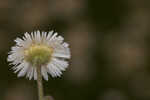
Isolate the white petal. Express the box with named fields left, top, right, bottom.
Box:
left=21, top=36, right=32, bottom=48
left=26, top=67, right=31, bottom=78
left=36, top=30, right=41, bottom=43
left=7, top=54, right=15, bottom=62
left=51, top=58, right=68, bottom=71
left=31, top=32, right=34, bottom=40
left=17, top=64, right=29, bottom=77
left=29, top=68, right=34, bottom=80
left=41, top=32, right=48, bottom=43
left=14, top=38, right=25, bottom=47
left=52, top=52, right=70, bottom=59
left=51, top=36, right=64, bottom=44
left=46, top=64, right=54, bottom=77
left=24, top=32, right=32, bottom=42
left=46, top=31, right=53, bottom=40
left=8, top=52, right=24, bottom=65
left=14, top=63, right=25, bottom=73
left=63, top=42, right=69, bottom=47
left=9, top=46, right=24, bottom=58
left=50, top=32, right=58, bottom=41
left=34, top=68, right=37, bottom=80
left=34, top=31, right=38, bottom=43
left=58, top=36, right=64, bottom=41
left=48, top=42, right=70, bottom=59
left=41, top=67, right=48, bottom=81
left=26, top=67, right=34, bottom=80
left=42, top=31, right=47, bottom=39
left=47, top=63, right=62, bottom=77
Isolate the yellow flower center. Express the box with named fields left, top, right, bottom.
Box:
left=24, top=44, right=53, bottom=66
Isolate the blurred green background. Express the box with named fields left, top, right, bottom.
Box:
left=0, top=0, right=150, bottom=100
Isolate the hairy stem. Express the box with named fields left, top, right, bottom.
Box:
left=37, top=66, right=44, bottom=100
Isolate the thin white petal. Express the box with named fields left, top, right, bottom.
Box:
left=41, top=67, right=48, bottom=81
left=29, top=68, right=34, bottom=80
left=46, top=31, right=53, bottom=40
left=50, top=32, right=58, bottom=41
left=34, top=68, right=37, bottom=80
left=26, top=67, right=31, bottom=78
left=26, top=67, right=34, bottom=80
left=47, top=63, right=62, bottom=77
left=52, top=52, right=70, bottom=59
left=25, top=32, right=32, bottom=42
left=63, top=42, right=69, bottom=47
left=51, top=58, right=68, bottom=71
left=42, top=31, right=47, bottom=39
left=36, top=30, right=41, bottom=43
left=14, top=38, right=25, bottom=47
left=31, top=32, right=34, bottom=40
left=14, top=63, right=25, bottom=73
left=17, top=64, right=29, bottom=77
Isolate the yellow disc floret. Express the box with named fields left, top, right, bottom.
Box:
left=24, top=44, right=53, bottom=66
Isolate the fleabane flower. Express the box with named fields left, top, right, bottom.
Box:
left=7, top=30, right=71, bottom=81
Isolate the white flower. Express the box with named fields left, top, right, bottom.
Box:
left=7, top=30, right=71, bottom=81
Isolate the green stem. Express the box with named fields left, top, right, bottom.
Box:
left=37, top=66, right=44, bottom=100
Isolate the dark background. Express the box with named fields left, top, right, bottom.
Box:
left=0, top=0, right=150, bottom=100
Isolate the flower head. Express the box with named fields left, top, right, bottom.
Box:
left=8, top=30, right=71, bottom=80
